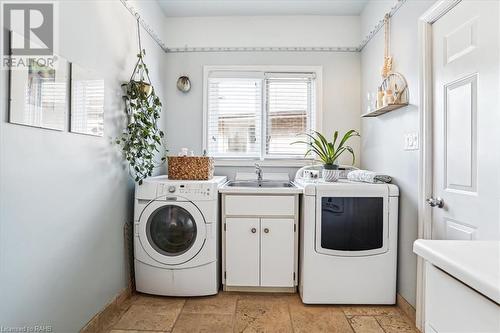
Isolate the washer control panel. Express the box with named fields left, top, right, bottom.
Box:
left=157, top=183, right=215, bottom=200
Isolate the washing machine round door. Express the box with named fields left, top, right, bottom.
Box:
left=138, top=200, right=206, bottom=265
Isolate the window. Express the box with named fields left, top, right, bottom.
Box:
left=204, top=67, right=319, bottom=161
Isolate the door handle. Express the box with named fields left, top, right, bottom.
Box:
left=251, top=228, right=257, bottom=233
left=264, top=228, right=269, bottom=234
left=427, top=197, right=444, bottom=208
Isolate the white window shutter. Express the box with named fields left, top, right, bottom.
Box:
left=206, top=77, right=262, bottom=157
left=265, top=74, right=314, bottom=157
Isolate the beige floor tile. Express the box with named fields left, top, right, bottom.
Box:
left=289, top=297, right=353, bottom=333
left=108, top=330, right=161, bottom=333
left=348, top=316, right=385, bottom=333
left=112, top=299, right=184, bottom=331
left=182, top=292, right=238, bottom=315
left=375, top=314, right=418, bottom=333
left=172, top=313, right=234, bottom=333
left=99, top=300, right=133, bottom=332
left=236, top=292, right=297, bottom=300
left=81, top=315, right=99, bottom=333
left=98, top=291, right=418, bottom=333
left=130, top=293, right=186, bottom=307
left=342, top=305, right=401, bottom=317
left=235, top=295, right=293, bottom=333
left=99, top=310, right=123, bottom=332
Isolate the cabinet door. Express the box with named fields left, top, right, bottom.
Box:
left=225, top=218, right=260, bottom=286
left=425, top=263, right=500, bottom=332
left=260, top=218, right=295, bottom=287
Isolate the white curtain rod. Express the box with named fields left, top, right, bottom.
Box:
left=120, top=0, right=406, bottom=54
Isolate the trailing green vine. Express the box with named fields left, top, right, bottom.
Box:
left=116, top=49, right=167, bottom=185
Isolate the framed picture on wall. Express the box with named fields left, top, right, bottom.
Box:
left=9, top=55, right=70, bottom=131
left=70, top=63, right=105, bottom=136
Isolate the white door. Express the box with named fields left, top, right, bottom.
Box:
left=431, top=0, right=500, bottom=240
left=260, top=218, right=295, bottom=287
left=225, top=217, right=260, bottom=286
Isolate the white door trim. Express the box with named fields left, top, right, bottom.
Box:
left=416, top=1, right=463, bottom=331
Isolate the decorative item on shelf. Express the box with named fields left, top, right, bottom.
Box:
left=367, top=92, right=376, bottom=113
left=376, top=86, right=384, bottom=109
left=383, top=88, right=395, bottom=106
left=363, top=9, right=410, bottom=118
left=167, top=156, right=214, bottom=180
left=115, top=19, right=167, bottom=185
left=363, top=71, right=409, bottom=118
left=381, top=72, right=408, bottom=105
left=176, top=75, right=191, bottom=93
left=292, top=130, right=359, bottom=182
left=381, top=14, right=393, bottom=78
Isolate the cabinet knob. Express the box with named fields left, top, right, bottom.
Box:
left=264, top=228, right=269, bottom=234
left=251, top=228, right=257, bottom=233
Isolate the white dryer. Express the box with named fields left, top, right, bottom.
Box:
left=134, top=176, right=227, bottom=296
left=295, top=179, right=399, bottom=304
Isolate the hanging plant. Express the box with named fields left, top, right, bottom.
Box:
left=116, top=20, right=167, bottom=185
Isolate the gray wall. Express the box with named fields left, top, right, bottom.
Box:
left=360, top=0, right=435, bottom=307
left=0, top=1, right=167, bottom=332
left=164, top=51, right=361, bottom=178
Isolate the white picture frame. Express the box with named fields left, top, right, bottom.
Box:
left=9, top=55, right=70, bottom=131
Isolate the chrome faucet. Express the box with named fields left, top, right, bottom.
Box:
left=255, top=163, right=263, bottom=181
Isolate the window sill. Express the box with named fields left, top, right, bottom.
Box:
left=213, top=158, right=317, bottom=168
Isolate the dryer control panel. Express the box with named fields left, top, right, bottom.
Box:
left=156, top=183, right=216, bottom=201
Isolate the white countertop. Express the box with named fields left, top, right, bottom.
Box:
left=218, top=182, right=303, bottom=194
left=414, top=240, right=500, bottom=304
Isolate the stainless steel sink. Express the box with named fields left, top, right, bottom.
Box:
left=226, top=180, right=295, bottom=188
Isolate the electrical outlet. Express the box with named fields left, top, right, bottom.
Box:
left=404, top=132, right=419, bottom=150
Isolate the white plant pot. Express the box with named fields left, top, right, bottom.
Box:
left=322, top=168, right=340, bottom=182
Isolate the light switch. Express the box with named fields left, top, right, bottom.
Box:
left=404, top=132, right=419, bottom=150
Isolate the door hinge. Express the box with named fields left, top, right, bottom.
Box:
left=293, top=272, right=296, bottom=281
left=294, top=224, right=296, bottom=232
left=224, top=271, right=227, bottom=279
left=224, top=223, right=226, bottom=231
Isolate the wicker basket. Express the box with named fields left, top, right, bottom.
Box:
left=167, top=156, right=214, bottom=180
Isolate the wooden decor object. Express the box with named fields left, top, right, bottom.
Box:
left=381, top=14, right=393, bottom=78
left=167, top=156, right=214, bottom=180
left=363, top=72, right=410, bottom=118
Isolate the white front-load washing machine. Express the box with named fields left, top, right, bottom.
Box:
left=134, top=175, right=227, bottom=296
left=295, top=178, right=399, bottom=304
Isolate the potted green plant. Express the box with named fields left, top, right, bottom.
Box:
left=293, top=130, right=360, bottom=182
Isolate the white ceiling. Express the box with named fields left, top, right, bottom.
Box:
left=156, top=0, right=369, bottom=17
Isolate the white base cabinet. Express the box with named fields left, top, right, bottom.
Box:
left=260, top=218, right=295, bottom=287
left=222, top=194, right=298, bottom=291
left=425, top=263, right=500, bottom=333
left=225, top=218, right=260, bottom=287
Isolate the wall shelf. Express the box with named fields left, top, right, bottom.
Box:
left=361, top=103, right=409, bottom=118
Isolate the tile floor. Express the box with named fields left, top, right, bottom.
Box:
left=101, top=292, right=418, bottom=333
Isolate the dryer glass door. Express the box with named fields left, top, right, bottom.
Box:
left=320, top=197, right=383, bottom=251
left=315, top=185, right=389, bottom=257
left=147, top=205, right=197, bottom=256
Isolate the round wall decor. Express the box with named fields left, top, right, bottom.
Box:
left=177, top=76, right=191, bottom=93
